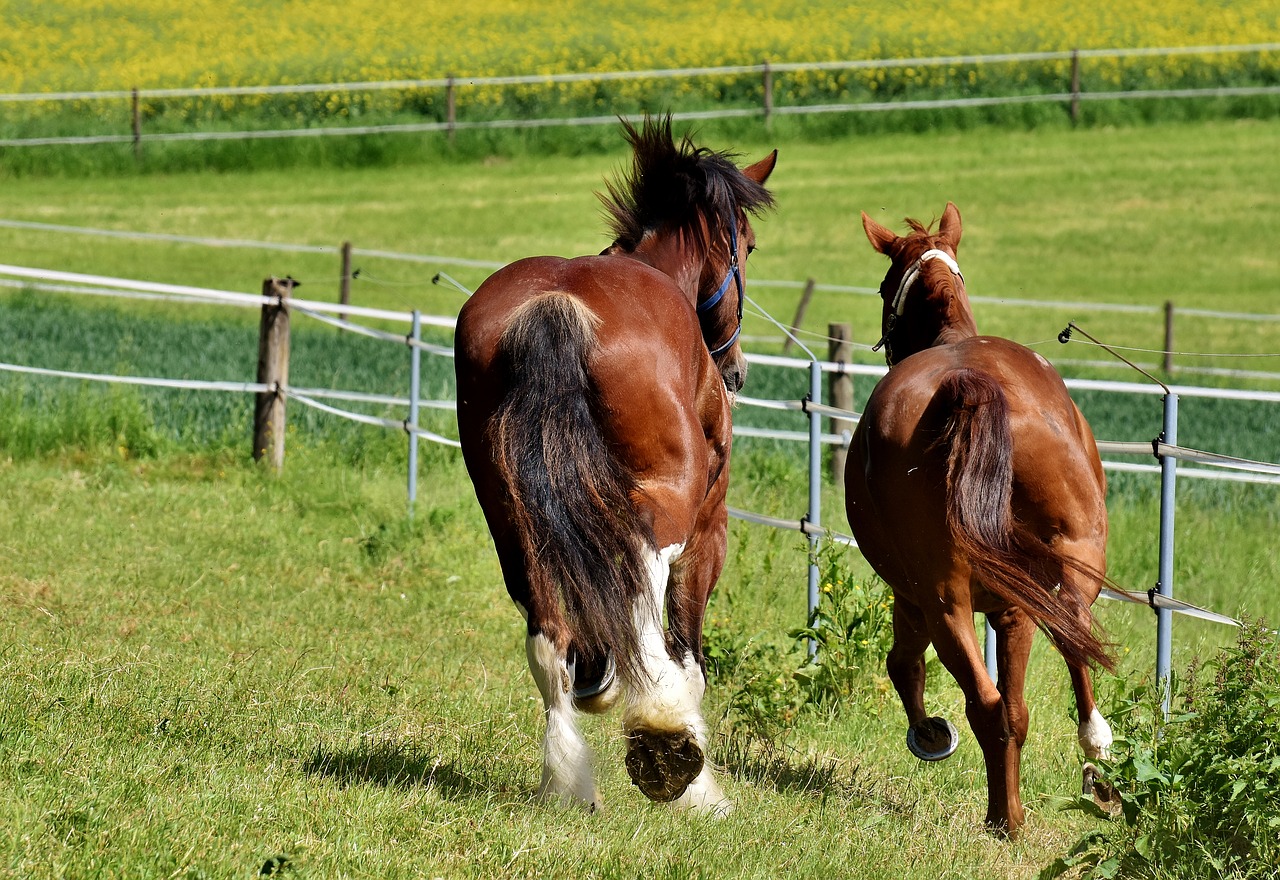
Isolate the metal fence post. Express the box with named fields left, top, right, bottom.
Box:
left=806, top=358, right=822, bottom=656
left=1156, top=391, right=1179, bottom=715
left=407, top=310, right=422, bottom=518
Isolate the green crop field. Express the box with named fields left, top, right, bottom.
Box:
left=2, top=7, right=1280, bottom=874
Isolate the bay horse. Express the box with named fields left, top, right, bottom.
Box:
left=844, top=203, right=1115, bottom=837
left=454, top=118, right=775, bottom=815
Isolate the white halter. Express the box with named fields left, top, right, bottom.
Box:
left=873, top=248, right=964, bottom=356
left=888, top=248, right=963, bottom=318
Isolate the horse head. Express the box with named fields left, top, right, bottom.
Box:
left=861, top=201, right=977, bottom=365
left=694, top=149, right=776, bottom=392
left=601, top=116, right=776, bottom=392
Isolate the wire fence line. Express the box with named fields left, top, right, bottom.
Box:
left=4, top=261, right=1278, bottom=486
left=5, top=218, right=1280, bottom=384
left=2, top=43, right=1277, bottom=149
left=2, top=263, right=1274, bottom=640
left=5, top=43, right=1276, bottom=104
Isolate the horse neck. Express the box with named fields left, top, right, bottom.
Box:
left=894, top=263, right=980, bottom=358
left=624, top=228, right=705, bottom=303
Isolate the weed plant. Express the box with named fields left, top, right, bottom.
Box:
left=1043, top=620, right=1280, bottom=879
left=706, top=543, right=896, bottom=743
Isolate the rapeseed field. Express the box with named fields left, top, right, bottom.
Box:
left=1, top=0, right=1276, bottom=150
left=3, top=0, right=1276, bottom=92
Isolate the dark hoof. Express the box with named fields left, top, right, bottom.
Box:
left=625, top=728, right=704, bottom=803
left=568, top=648, right=616, bottom=700
left=1083, top=762, right=1120, bottom=815
left=907, top=717, right=959, bottom=762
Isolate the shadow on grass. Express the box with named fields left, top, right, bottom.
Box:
left=303, top=737, right=498, bottom=800
left=714, top=730, right=918, bottom=818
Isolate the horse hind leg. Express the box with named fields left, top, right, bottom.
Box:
left=567, top=643, right=622, bottom=714
left=525, top=630, right=603, bottom=811
left=622, top=543, right=730, bottom=815
left=1057, top=544, right=1115, bottom=797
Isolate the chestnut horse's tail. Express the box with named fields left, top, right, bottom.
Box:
left=934, top=369, right=1114, bottom=672
left=490, top=292, right=655, bottom=686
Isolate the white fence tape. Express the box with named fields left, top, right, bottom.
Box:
left=3, top=264, right=1275, bottom=632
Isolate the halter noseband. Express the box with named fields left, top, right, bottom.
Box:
left=872, top=248, right=963, bottom=355
left=696, top=215, right=744, bottom=358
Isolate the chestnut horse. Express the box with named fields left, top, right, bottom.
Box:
left=844, top=203, right=1115, bottom=837
left=454, top=118, right=775, bottom=815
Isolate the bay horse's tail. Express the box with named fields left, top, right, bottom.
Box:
left=933, top=369, right=1114, bottom=672
left=490, top=292, right=655, bottom=687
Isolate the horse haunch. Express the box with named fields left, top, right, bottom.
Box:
left=935, top=368, right=1114, bottom=673
left=490, top=292, right=656, bottom=686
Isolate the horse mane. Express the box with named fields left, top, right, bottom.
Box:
left=599, top=116, right=775, bottom=252
left=889, top=216, right=937, bottom=257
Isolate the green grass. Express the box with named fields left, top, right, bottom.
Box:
left=2, top=120, right=1279, bottom=877
left=3, top=117, right=1280, bottom=372
left=2, top=445, right=1275, bottom=878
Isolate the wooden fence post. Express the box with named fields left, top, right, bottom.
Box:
left=827, top=322, right=853, bottom=485
left=781, top=277, right=816, bottom=355
left=1163, top=300, right=1175, bottom=373
left=339, top=240, right=353, bottom=323
left=1070, top=49, right=1081, bottom=125
left=131, top=88, right=142, bottom=161
left=253, top=277, right=294, bottom=470
left=762, top=60, right=773, bottom=129
left=446, top=76, right=457, bottom=145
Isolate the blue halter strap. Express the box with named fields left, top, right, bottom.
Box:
left=696, top=216, right=744, bottom=358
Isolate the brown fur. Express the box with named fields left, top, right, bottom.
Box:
left=454, top=118, right=776, bottom=805
left=848, top=201, right=1113, bottom=837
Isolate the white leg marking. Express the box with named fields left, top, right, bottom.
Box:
left=526, top=633, right=601, bottom=811
left=624, top=544, right=702, bottom=736
left=1078, top=707, right=1113, bottom=760
left=622, top=543, right=732, bottom=814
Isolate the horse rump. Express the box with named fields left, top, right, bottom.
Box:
left=932, top=368, right=1114, bottom=672
left=490, top=292, right=656, bottom=687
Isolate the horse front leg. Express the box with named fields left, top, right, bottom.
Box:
left=663, top=529, right=734, bottom=816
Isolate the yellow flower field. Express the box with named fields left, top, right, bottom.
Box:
left=1, top=0, right=1276, bottom=93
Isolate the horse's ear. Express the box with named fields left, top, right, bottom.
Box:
left=862, top=211, right=897, bottom=256
left=939, top=202, right=962, bottom=251
left=742, top=150, right=777, bottom=184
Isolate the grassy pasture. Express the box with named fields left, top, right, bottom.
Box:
left=2, top=119, right=1280, bottom=877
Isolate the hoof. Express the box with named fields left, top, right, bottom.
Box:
left=568, top=649, right=616, bottom=701
left=625, top=728, right=704, bottom=803
left=907, top=717, right=959, bottom=762
left=1083, top=762, right=1120, bottom=814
